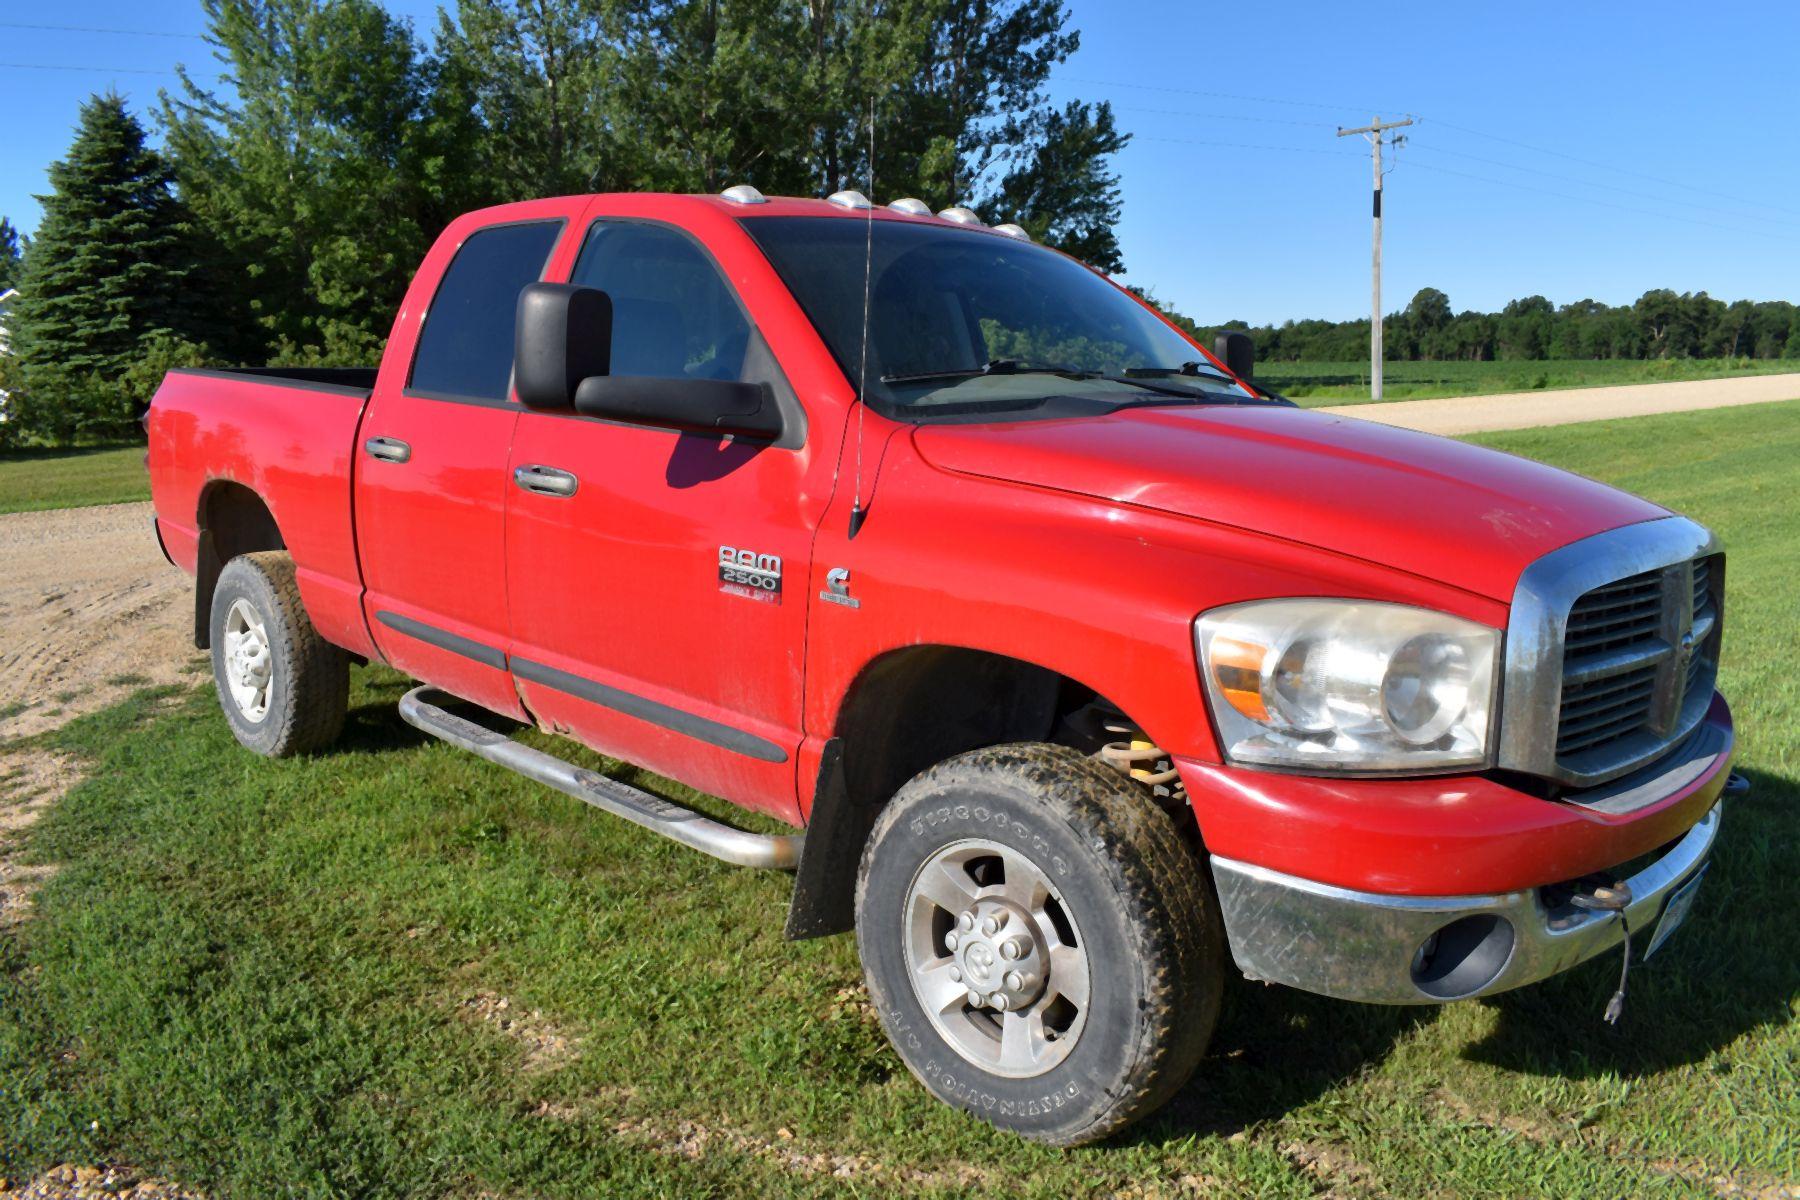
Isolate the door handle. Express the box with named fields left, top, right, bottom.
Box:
left=513, top=464, right=579, bottom=498
left=364, top=436, right=412, bottom=463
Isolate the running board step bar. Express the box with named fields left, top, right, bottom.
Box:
left=399, top=686, right=803, bottom=870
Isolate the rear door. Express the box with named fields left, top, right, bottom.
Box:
left=355, top=217, right=567, bottom=716
left=503, top=213, right=824, bottom=821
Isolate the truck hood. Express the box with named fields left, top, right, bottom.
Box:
left=911, top=403, right=1667, bottom=601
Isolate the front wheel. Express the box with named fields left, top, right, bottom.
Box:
left=855, top=743, right=1225, bottom=1146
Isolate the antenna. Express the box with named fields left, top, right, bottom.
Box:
left=848, top=96, right=876, bottom=540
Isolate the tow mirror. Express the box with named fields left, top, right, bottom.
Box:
left=1214, top=330, right=1255, bottom=380
left=514, top=282, right=612, bottom=410
left=573, top=376, right=784, bottom=440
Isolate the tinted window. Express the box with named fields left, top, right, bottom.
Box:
left=743, top=217, right=1247, bottom=419
left=410, top=221, right=562, bottom=401
left=571, top=222, right=752, bottom=382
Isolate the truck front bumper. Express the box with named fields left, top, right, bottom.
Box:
left=1183, top=694, right=1735, bottom=1004
left=1210, top=800, right=1719, bottom=1003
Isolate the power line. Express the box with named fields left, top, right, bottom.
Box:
left=1062, top=75, right=1396, bottom=115
left=0, top=21, right=206, bottom=39
left=1133, top=134, right=1360, bottom=156
left=0, top=62, right=197, bottom=76
left=1424, top=116, right=1800, bottom=220
left=1405, top=141, right=1800, bottom=230
left=1114, top=104, right=1338, bottom=129
left=1070, top=70, right=1800, bottom=224
left=1400, top=158, right=1800, bottom=243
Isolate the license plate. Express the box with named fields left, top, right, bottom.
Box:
left=1644, top=865, right=1708, bottom=960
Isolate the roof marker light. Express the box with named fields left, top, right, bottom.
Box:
left=827, top=189, right=872, bottom=210
left=991, top=223, right=1031, bottom=241
left=887, top=197, right=932, bottom=216
left=937, top=206, right=982, bottom=225
left=720, top=184, right=767, bottom=205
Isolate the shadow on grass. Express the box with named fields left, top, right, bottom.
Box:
left=1128, top=766, right=1800, bottom=1143
left=1131, top=981, right=1434, bottom=1144
left=1465, top=766, right=1800, bottom=1080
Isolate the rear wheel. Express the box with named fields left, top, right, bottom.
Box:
left=209, top=551, right=348, bottom=757
left=855, top=743, right=1224, bottom=1146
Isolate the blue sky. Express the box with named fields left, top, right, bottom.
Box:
left=3, top=0, right=1797, bottom=325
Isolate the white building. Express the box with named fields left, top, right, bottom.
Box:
left=0, top=287, right=15, bottom=421
left=0, top=287, right=16, bottom=356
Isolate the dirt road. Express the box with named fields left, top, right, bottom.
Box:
left=0, top=502, right=196, bottom=742
left=1315, top=371, right=1800, bottom=435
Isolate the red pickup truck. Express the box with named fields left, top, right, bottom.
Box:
left=147, top=188, right=1736, bottom=1145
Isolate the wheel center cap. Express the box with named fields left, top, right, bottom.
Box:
left=949, top=898, right=1047, bottom=1012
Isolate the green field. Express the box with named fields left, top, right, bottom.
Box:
left=1265, top=357, right=1800, bottom=404
left=2, top=403, right=1797, bottom=1197
left=0, top=443, right=149, bottom=514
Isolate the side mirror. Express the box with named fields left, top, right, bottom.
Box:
left=573, top=376, right=784, bottom=440
left=1214, top=330, right=1255, bottom=380
left=515, top=282, right=612, bottom=410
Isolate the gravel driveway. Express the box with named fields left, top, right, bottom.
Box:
left=1315, top=371, right=1800, bottom=435
left=0, top=502, right=196, bottom=741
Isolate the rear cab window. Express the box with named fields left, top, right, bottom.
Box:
left=409, top=221, right=564, bottom=403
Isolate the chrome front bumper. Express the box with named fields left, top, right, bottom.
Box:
left=1210, top=801, right=1721, bottom=1004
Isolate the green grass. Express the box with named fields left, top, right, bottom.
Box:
left=2, top=404, right=1798, bottom=1196
left=0, top=443, right=150, bottom=514
left=1265, top=357, right=1800, bottom=405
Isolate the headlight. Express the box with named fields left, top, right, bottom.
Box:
left=1195, top=599, right=1498, bottom=772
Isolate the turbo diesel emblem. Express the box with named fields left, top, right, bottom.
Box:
left=719, top=546, right=782, bottom=604
left=820, top=566, right=860, bottom=609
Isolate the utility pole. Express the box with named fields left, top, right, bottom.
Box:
left=1337, top=116, right=1412, bottom=401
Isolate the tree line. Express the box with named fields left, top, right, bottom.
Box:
left=0, top=0, right=1127, bottom=446
left=1183, top=286, right=1800, bottom=364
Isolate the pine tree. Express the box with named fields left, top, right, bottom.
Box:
left=9, top=94, right=208, bottom=444
left=0, top=217, right=24, bottom=292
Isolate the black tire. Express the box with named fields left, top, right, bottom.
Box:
left=209, top=551, right=348, bottom=757
left=855, top=743, right=1224, bottom=1146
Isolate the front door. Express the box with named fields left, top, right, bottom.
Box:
left=504, top=216, right=822, bottom=821
left=356, top=217, right=566, bottom=717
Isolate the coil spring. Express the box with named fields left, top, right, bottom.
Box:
left=1095, top=710, right=1184, bottom=802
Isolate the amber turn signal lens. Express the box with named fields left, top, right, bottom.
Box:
left=1209, top=636, right=1270, bottom=722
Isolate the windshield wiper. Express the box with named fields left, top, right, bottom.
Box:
left=881, top=359, right=1099, bottom=385
left=1124, top=361, right=1233, bottom=382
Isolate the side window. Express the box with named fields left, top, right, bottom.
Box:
left=570, top=222, right=752, bottom=382
left=409, top=221, right=562, bottom=402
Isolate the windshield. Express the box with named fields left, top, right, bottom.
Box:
left=740, top=216, right=1250, bottom=420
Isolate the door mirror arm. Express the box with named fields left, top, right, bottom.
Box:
left=573, top=376, right=784, bottom=441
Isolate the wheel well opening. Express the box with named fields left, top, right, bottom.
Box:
left=786, top=645, right=1198, bottom=940
left=193, top=482, right=285, bottom=649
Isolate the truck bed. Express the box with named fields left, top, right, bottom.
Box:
left=172, top=366, right=380, bottom=396
left=147, top=365, right=378, bottom=660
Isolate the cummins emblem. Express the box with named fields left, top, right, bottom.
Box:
left=820, top=566, right=860, bottom=609
left=719, top=546, right=782, bottom=604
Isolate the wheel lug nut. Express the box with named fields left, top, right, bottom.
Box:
left=1004, top=971, right=1024, bottom=992
left=966, top=988, right=983, bottom=1007
left=1000, top=937, right=1027, bottom=960
left=948, top=966, right=962, bottom=983
left=957, top=912, right=975, bottom=932
left=980, top=916, right=999, bottom=936
left=944, top=932, right=959, bottom=951
left=991, top=992, right=1009, bottom=1011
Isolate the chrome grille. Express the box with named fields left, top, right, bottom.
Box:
left=1553, top=553, right=1722, bottom=778
left=1500, top=518, right=1722, bottom=790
